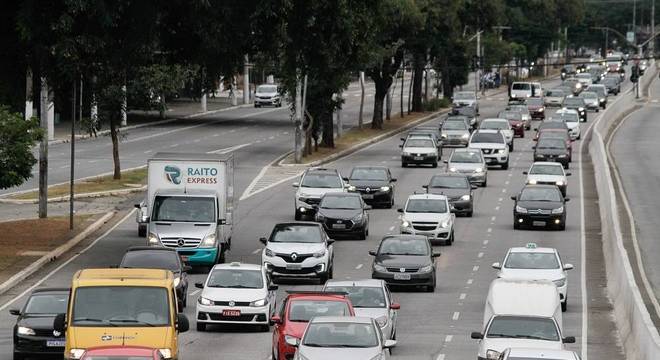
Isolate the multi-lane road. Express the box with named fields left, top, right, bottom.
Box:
left=0, top=74, right=636, bottom=359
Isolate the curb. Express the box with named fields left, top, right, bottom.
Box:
left=0, top=186, right=146, bottom=205
left=0, top=211, right=115, bottom=295
left=278, top=109, right=450, bottom=168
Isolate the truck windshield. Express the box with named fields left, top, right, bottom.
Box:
left=72, top=286, right=170, bottom=327
left=487, top=315, right=559, bottom=341
left=152, top=196, right=215, bottom=223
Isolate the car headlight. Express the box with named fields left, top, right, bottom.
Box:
left=441, top=134, right=448, bottom=138
left=148, top=232, right=160, bottom=245
left=556, top=180, right=565, bottom=186
left=516, top=205, right=528, bottom=213
left=374, top=263, right=387, bottom=272
left=285, top=334, right=299, bottom=347
left=70, top=349, right=86, bottom=359
left=375, top=315, right=389, bottom=328
left=158, top=349, right=172, bottom=359
left=440, top=220, right=450, bottom=228
left=316, top=214, right=326, bottom=222
left=200, top=233, right=216, bottom=248
left=460, top=195, right=471, bottom=201
left=17, top=326, right=35, bottom=336
left=265, top=248, right=274, bottom=257
left=173, top=277, right=181, bottom=287
left=486, top=349, right=501, bottom=360
left=401, top=219, right=410, bottom=228
left=461, top=133, right=469, bottom=139
left=554, top=278, right=567, bottom=287
left=539, top=107, right=545, bottom=112
left=347, top=185, right=356, bottom=191
left=536, top=154, right=545, bottom=158
left=552, top=206, right=564, bottom=214
left=449, top=167, right=457, bottom=172
left=380, top=186, right=390, bottom=192
left=313, top=249, right=326, bottom=258
left=250, top=298, right=268, bottom=307
left=419, top=264, right=434, bottom=273
left=353, top=213, right=364, bottom=222
left=528, top=179, right=537, bottom=185
left=402, top=152, right=411, bottom=156
left=198, top=297, right=212, bottom=306
left=578, top=107, right=584, bottom=112
left=495, top=149, right=504, bottom=154
left=475, top=167, right=483, bottom=173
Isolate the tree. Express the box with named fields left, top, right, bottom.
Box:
left=128, top=64, right=193, bottom=118
left=0, top=107, right=42, bottom=189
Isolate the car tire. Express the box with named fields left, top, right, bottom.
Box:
left=564, top=163, right=569, bottom=170
left=509, top=142, right=514, bottom=152
left=596, top=108, right=599, bottom=112
left=272, top=349, right=278, bottom=360
left=520, top=131, right=525, bottom=138
left=401, top=162, right=407, bottom=168
left=294, top=209, right=302, bottom=221
left=138, top=225, right=147, bottom=237
left=466, top=210, right=473, bottom=217
left=577, top=134, right=581, bottom=140
left=558, top=223, right=566, bottom=231
left=319, top=273, right=329, bottom=284
left=502, top=161, right=509, bottom=170
left=514, top=221, right=521, bottom=230
left=446, top=230, right=454, bottom=246
left=388, top=197, right=395, bottom=209
left=426, top=279, right=436, bottom=293
left=482, top=178, right=487, bottom=187
left=432, top=161, right=438, bottom=168
left=197, top=322, right=206, bottom=332
left=562, top=296, right=568, bottom=312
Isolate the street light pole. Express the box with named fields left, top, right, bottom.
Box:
left=651, top=0, right=656, bottom=56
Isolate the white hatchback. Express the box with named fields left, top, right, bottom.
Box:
left=524, top=162, right=570, bottom=196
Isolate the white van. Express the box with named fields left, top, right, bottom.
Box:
left=471, top=279, right=575, bottom=360
left=510, top=82, right=542, bottom=100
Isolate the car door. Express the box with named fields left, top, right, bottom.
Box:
left=265, top=271, right=277, bottom=315
left=385, top=285, right=397, bottom=337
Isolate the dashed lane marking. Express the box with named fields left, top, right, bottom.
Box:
left=467, top=279, right=473, bottom=285
left=473, top=265, right=479, bottom=272
left=483, top=240, right=489, bottom=245
left=490, top=216, right=496, bottom=222
left=459, top=293, right=466, bottom=300
left=487, top=228, right=492, bottom=233
left=389, top=226, right=395, bottom=231
left=190, top=289, right=201, bottom=297
left=436, top=354, right=445, bottom=360
left=495, top=206, right=500, bottom=211
left=356, top=264, right=363, bottom=270
left=444, top=335, right=453, bottom=343
left=498, top=197, right=503, bottom=202
left=478, top=252, right=484, bottom=258
left=252, top=249, right=261, bottom=255
left=452, top=312, right=460, bottom=320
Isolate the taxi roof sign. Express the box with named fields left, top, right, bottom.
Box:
left=526, top=242, right=538, bottom=249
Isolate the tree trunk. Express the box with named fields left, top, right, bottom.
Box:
left=371, top=78, right=390, bottom=129
left=412, top=53, right=425, bottom=112
left=321, top=111, right=334, bottom=148
left=110, top=117, right=121, bottom=180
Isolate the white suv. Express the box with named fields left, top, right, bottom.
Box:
left=469, top=130, right=510, bottom=169
left=261, top=222, right=334, bottom=283
left=479, top=119, right=514, bottom=151
left=293, top=168, right=347, bottom=220
left=398, top=194, right=455, bottom=245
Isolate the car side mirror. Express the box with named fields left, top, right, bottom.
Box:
left=9, top=309, right=20, bottom=316
left=534, top=128, right=538, bottom=131
left=268, top=284, right=279, bottom=291
left=400, top=137, right=405, bottom=141
left=470, top=332, right=483, bottom=339
left=390, top=303, right=401, bottom=310
left=566, top=172, right=572, bottom=176
left=177, top=314, right=190, bottom=333
left=342, top=177, right=349, bottom=182
left=522, top=171, right=528, bottom=175
left=53, top=313, right=66, bottom=332
left=259, top=237, right=268, bottom=245
left=134, top=203, right=141, bottom=209
left=195, top=282, right=204, bottom=289
left=471, top=184, right=478, bottom=190
left=383, top=339, right=397, bottom=348
left=364, top=205, right=372, bottom=210
left=368, top=250, right=377, bottom=256
left=563, top=336, right=576, bottom=344
left=564, top=264, right=574, bottom=270
left=443, top=160, right=448, bottom=163
left=311, top=204, right=319, bottom=209
left=422, top=185, right=428, bottom=189
left=564, top=198, right=571, bottom=202
left=285, top=336, right=300, bottom=347
left=391, top=178, right=397, bottom=182
left=492, top=262, right=502, bottom=269
left=327, top=239, right=335, bottom=245
left=510, top=196, right=517, bottom=200
left=432, top=252, right=441, bottom=258
left=397, top=208, right=404, bottom=213
left=399, top=144, right=403, bottom=148
left=271, top=314, right=282, bottom=324
left=292, top=182, right=299, bottom=188
left=182, top=265, right=193, bottom=273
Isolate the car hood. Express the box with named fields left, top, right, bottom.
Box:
left=453, top=100, right=475, bottom=106
left=348, top=180, right=389, bottom=189
left=528, top=105, right=543, bottom=110
left=546, top=96, right=563, bottom=102
left=299, top=346, right=381, bottom=360
left=68, top=326, right=170, bottom=350
left=565, top=122, right=579, bottom=130
left=584, top=99, right=599, bottom=105
left=256, top=91, right=278, bottom=97
left=527, top=174, right=564, bottom=183
left=427, top=188, right=469, bottom=198
left=404, top=211, right=451, bottom=223
left=266, top=242, right=326, bottom=254
left=499, top=268, right=564, bottom=282
left=353, top=307, right=388, bottom=320
left=283, top=321, right=308, bottom=339
left=376, top=254, right=431, bottom=267
left=402, top=146, right=436, bottom=154
left=151, top=222, right=214, bottom=240
left=535, top=148, right=568, bottom=155
left=481, top=338, right=562, bottom=355
left=18, top=314, right=58, bottom=330
left=297, top=188, right=345, bottom=198
left=202, top=287, right=267, bottom=302
left=448, top=162, right=483, bottom=171
left=517, top=200, right=563, bottom=210
left=469, top=143, right=506, bottom=150
left=442, top=130, right=470, bottom=136
left=317, top=208, right=362, bottom=220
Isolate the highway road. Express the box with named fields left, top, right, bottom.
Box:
left=0, top=74, right=631, bottom=360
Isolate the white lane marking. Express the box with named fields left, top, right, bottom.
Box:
left=478, top=252, right=484, bottom=258
left=487, top=228, right=492, bottom=233
left=269, top=136, right=275, bottom=140
left=473, top=265, right=479, bottom=272
left=356, top=264, right=363, bottom=270
left=194, top=139, right=201, bottom=143
left=504, top=180, right=510, bottom=185
left=467, top=279, right=473, bottom=285
left=169, top=143, right=179, bottom=148
left=389, top=226, right=395, bottom=231
left=190, top=289, right=201, bottom=297
left=501, top=188, right=506, bottom=193
left=490, top=216, right=496, bottom=222
left=144, top=150, right=153, bottom=154
left=459, top=293, right=467, bottom=300
left=452, top=312, right=460, bottom=320
left=436, top=354, right=445, bottom=360
left=498, top=197, right=503, bottom=202
left=213, top=133, right=220, bottom=137
left=0, top=210, right=136, bottom=312
left=444, top=335, right=453, bottom=342
left=88, top=160, right=97, bottom=163
left=252, top=249, right=261, bottom=254
left=207, top=143, right=252, bottom=154
left=483, top=240, right=489, bottom=245
left=229, top=129, right=236, bottom=133
left=494, top=206, right=500, bottom=211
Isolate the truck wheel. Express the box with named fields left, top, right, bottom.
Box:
left=295, top=210, right=302, bottom=221
left=138, top=225, right=147, bottom=238
left=216, top=249, right=226, bottom=264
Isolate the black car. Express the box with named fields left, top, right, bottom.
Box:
left=370, top=235, right=440, bottom=292
left=448, top=107, right=478, bottom=129
left=346, top=166, right=396, bottom=208
left=315, top=193, right=370, bottom=239
left=562, top=97, right=587, bottom=122
left=10, top=288, right=68, bottom=360
left=512, top=184, right=569, bottom=230
left=119, top=246, right=191, bottom=307
left=423, top=174, right=476, bottom=217
left=533, top=137, right=570, bottom=169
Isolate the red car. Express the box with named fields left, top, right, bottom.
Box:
left=498, top=111, right=526, bottom=137
left=271, top=291, right=355, bottom=360
left=81, top=346, right=163, bottom=359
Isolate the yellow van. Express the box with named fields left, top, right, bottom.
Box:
left=54, top=268, right=189, bottom=359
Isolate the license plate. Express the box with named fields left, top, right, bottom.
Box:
left=46, top=340, right=65, bottom=347
left=533, top=221, right=546, bottom=227
left=414, top=156, right=424, bottom=160
left=286, top=264, right=302, bottom=270
left=180, top=256, right=189, bottom=262
left=332, top=224, right=346, bottom=229
left=486, top=158, right=496, bottom=163
left=222, top=310, right=241, bottom=317
left=393, top=273, right=411, bottom=280
left=362, top=194, right=374, bottom=199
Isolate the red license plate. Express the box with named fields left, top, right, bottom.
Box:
left=222, top=310, right=241, bottom=317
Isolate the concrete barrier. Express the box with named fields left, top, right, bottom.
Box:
left=589, top=61, right=660, bottom=360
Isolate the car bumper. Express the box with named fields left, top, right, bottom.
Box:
left=401, top=226, right=451, bottom=240
left=352, top=190, right=393, bottom=205
left=514, top=213, right=566, bottom=227
left=512, top=125, right=525, bottom=136
left=176, top=247, right=218, bottom=266
left=402, top=155, right=437, bottom=164
left=14, top=335, right=65, bottom=355
left=321, top=220, right=367, bottom=237
left=197, top=304, right=270, bottom=325
left=372, top=270, right=435, bottom=287
left=531, top=111, right=545, bottom=119
left=533, top=155, right=569, bottom=165
left=255, top=98, right=280, bottom=105
left=264, top=259, right=328, bottom=278
left=483, top=155, right=508, bottom=165
left=441, top=137, right=470, bottom=146
left=449, top=199, right=473, bottom=214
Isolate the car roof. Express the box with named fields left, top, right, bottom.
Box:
left=530, top=161, right=564, bottom=167
left=325, top=279, right=385, bottom=288
left=452, top=148, right=481, bottom=153
left=351, top=166, right=388, bottom=171
left=310, top=316, right=373, bottom=324
left=125, top=246, right=177, bottom=253
left=322, top=192, right=362, bottom=198
left=407, top=193, right=447, bottom=200
left=505, top=348, right=578, bottom=359
left=305, top=168, right=339, bottom=175
left=522, top=184, right=560, bottom=190
left=381, top=234, right=428, bottom=242
left=31, top=287, right=70, bottom=294
left=474, top=129, right=503, bottom=134
left=555, top=109, right=578, bottom=115
left=211, top=262, right=262, bottom=271
left=431, top=173, right=469, bottom=178
left=273, top=222, right=322, bottom=228
left=508, top=245, right=557, bottom=254
left=286, top=292, right=351, bottom=302
left=482, top=118, right=508, bottom=123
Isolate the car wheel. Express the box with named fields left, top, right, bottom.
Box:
left=514, top=221, right=521, bottom=230
left=467, top=210, right=473, bottom=217
left=272, top=349, right=278, bottom=360
left=138, top=225, right=147, bottom=237
left=558, top=223, right=566, bottom=231
left=482, top=178, right=487, bottom=187
left=596, top=108, right=599, bottom=112
left=520, top=131, right=525, bottom=138
left=401, top=162, right=407, bottom=168
left=294, top=209, right=302, bottom=221
left=502, top=161, right=509, bottom=170
left=577, top=134, right=581, bottom=140
left=319, top=273, right=329, bottom=284
left=426, top=279, right=436, bottom=292
left=432, top=161, right=438, bottom=168
left=562, top=295, right=568, bottom=312
left=564, top=163, right=569, bottom=170
left=389, top=197, right=395, bottom=209
left=446, top=230, right=454, bottom=246
left=328, top=264, right=334, bottom=279
left=197, top=322, right=206, bottom=332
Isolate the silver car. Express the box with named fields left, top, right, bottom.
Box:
left=578, top=91, right=600, bottom=112
left=254, top=84, right=282, bottom=107
left=440, top=118, right=471, bottom=147
left=544, top=89, right=566, bottom=107
left=287, top=316, right=396, bottom=359
left=452, top=91, right=479, bottom=114
left=446, top=148, right=488, bottom=186
left=323, top=279, right=399, bottom=340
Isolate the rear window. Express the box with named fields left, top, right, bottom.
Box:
left=512, top=83, right=531, bottom=90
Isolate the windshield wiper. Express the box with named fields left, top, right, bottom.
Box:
left=302, top=343, right=327, bottom=347
left=109, top=319, right=157, bottom=327
left=507, top=334, right=554, bottom=340
left=73, top=318, right=118, bottom=326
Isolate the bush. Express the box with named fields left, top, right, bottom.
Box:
left=0, top=106, right=43, bottom=189
left=424, top=97, right=451, bottom=111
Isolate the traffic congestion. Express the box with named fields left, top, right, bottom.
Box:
left=5, top=53, right=635, bottom=360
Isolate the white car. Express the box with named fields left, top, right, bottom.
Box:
left=254, top=84, right=282, bottom=107
left=398, top=193, right=455, bottom=245
left=287, top=316, right=395, bottom=360
left=452, top=91, right=479, bottom=114
left=510, top=82, right=534, bottom=99
left=400, top=136, right=439, bottom=168
left=544, top=89, right=566, bottom=107
left=469, top=130, right=510, bottom=169
left=479, top=119, right=514, bottom=151
left=261, top=222, right=334, bottom=283
left=500, top=348, right=581, bottom=360
left=575, top=73, right=593, bottom=87
left=293, top=168, right=347, bottom=220
left=492, top=243, right=574, bottom=312
left=195, top=262, right=278, bottom=331
left=324, top=279, right=400, bottom=340
left=524, top=161, right=571, bottom=196
left=552, top=109, right=581, bottom=140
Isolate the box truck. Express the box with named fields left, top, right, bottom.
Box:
left=142, top=152, right=236, bottom=267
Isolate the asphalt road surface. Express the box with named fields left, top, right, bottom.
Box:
left=0, top=75, right=631, bottom=360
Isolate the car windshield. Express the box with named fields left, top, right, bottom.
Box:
left=529, top=164, right=564, bottom=175
left=555, top=113, right=578, bottom=123
left=512, top=83, right=531, bottom=90
left=72, top=286, right=169, bottom=326
left=545, top=90, right=564, bottom=97
left=588, top=87, right=605, bottom=95
left=270, top=225, right=323, bottom=243
left=379, top=238, right=429, bottom=256
left=471, top=132, right=504, bottom=144
left=486, top=316, right=560, bottom=341
left=607, top=56, right=620, bottom=62
left=24, top=293, right=68, bottom=314
left=519, top=188, right=562, bottom=202
left=350, top=168, right=387, bottom=181
left=454, top=92, right=474, bottom=100
left=537, top=138, right=566, bottom=150
left=429, top=176, right=469, bottom=189
left=603, top=78, right=617, bottom=85
left=288, top=300, right=352, bottom=322
left=405, top=138, right=434, bottom=148
left=526, top=98, right=544, bottom=106
left=151, top=196, right=215, bottom=223
left=303, top=322, right=379, bottom=348
left=505, top=252, right=560, bottom=269
left=443, top=121, right=468, bottom=130
left=563, top=98, right=584, bottom=106
left=577, top=73, right=591, bottom=79
left=498, top=112, right=522, bottom=121
left=207, top=269, right=263, bottom=289
left=325, top=286, right=386, bottom=308
left=481, top=121, right=509, bottom=130
left=451, top=151, right=482, bottom=163
left=508, top=105, right=528, bottom=113
left=301, top=173, right=343, bottom=188
left=257, top=85, right=277, bottom=93
left=406, top=199, right=447, bottom=213
left=121, top=251, right=180, bottom=272
left=320, top=196, right=362, bottom=210
left=580, top=92, right=597, bottom=99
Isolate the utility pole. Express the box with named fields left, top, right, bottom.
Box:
left=243, top=55, right=250, bottom=105
left=38, top=78, right=50, bottom=218
left=294, top=75, right=303, bottom=163
left=476, top=31, right=481, bottom=96
left=336, top=92, right=343, bottom=138
left=69, top=76, right=77, bottom=230
left=358, top=71, right=365, bottom=129
left=651, top=0, right=656, bottom=56
left=400, top=61, right=404, bottom=118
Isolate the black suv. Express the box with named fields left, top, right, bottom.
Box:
left=533, top=137, right=571, bottom=169
left=315, top=192, right=370, bottom=239
left=512, top=184, right=569, bottom=230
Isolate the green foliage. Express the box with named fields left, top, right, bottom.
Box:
left=423, top=97, right=450, bottom=111
left=0, top=107, right=42, bottom=189
left=128, top=64, right=194, bottom=114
